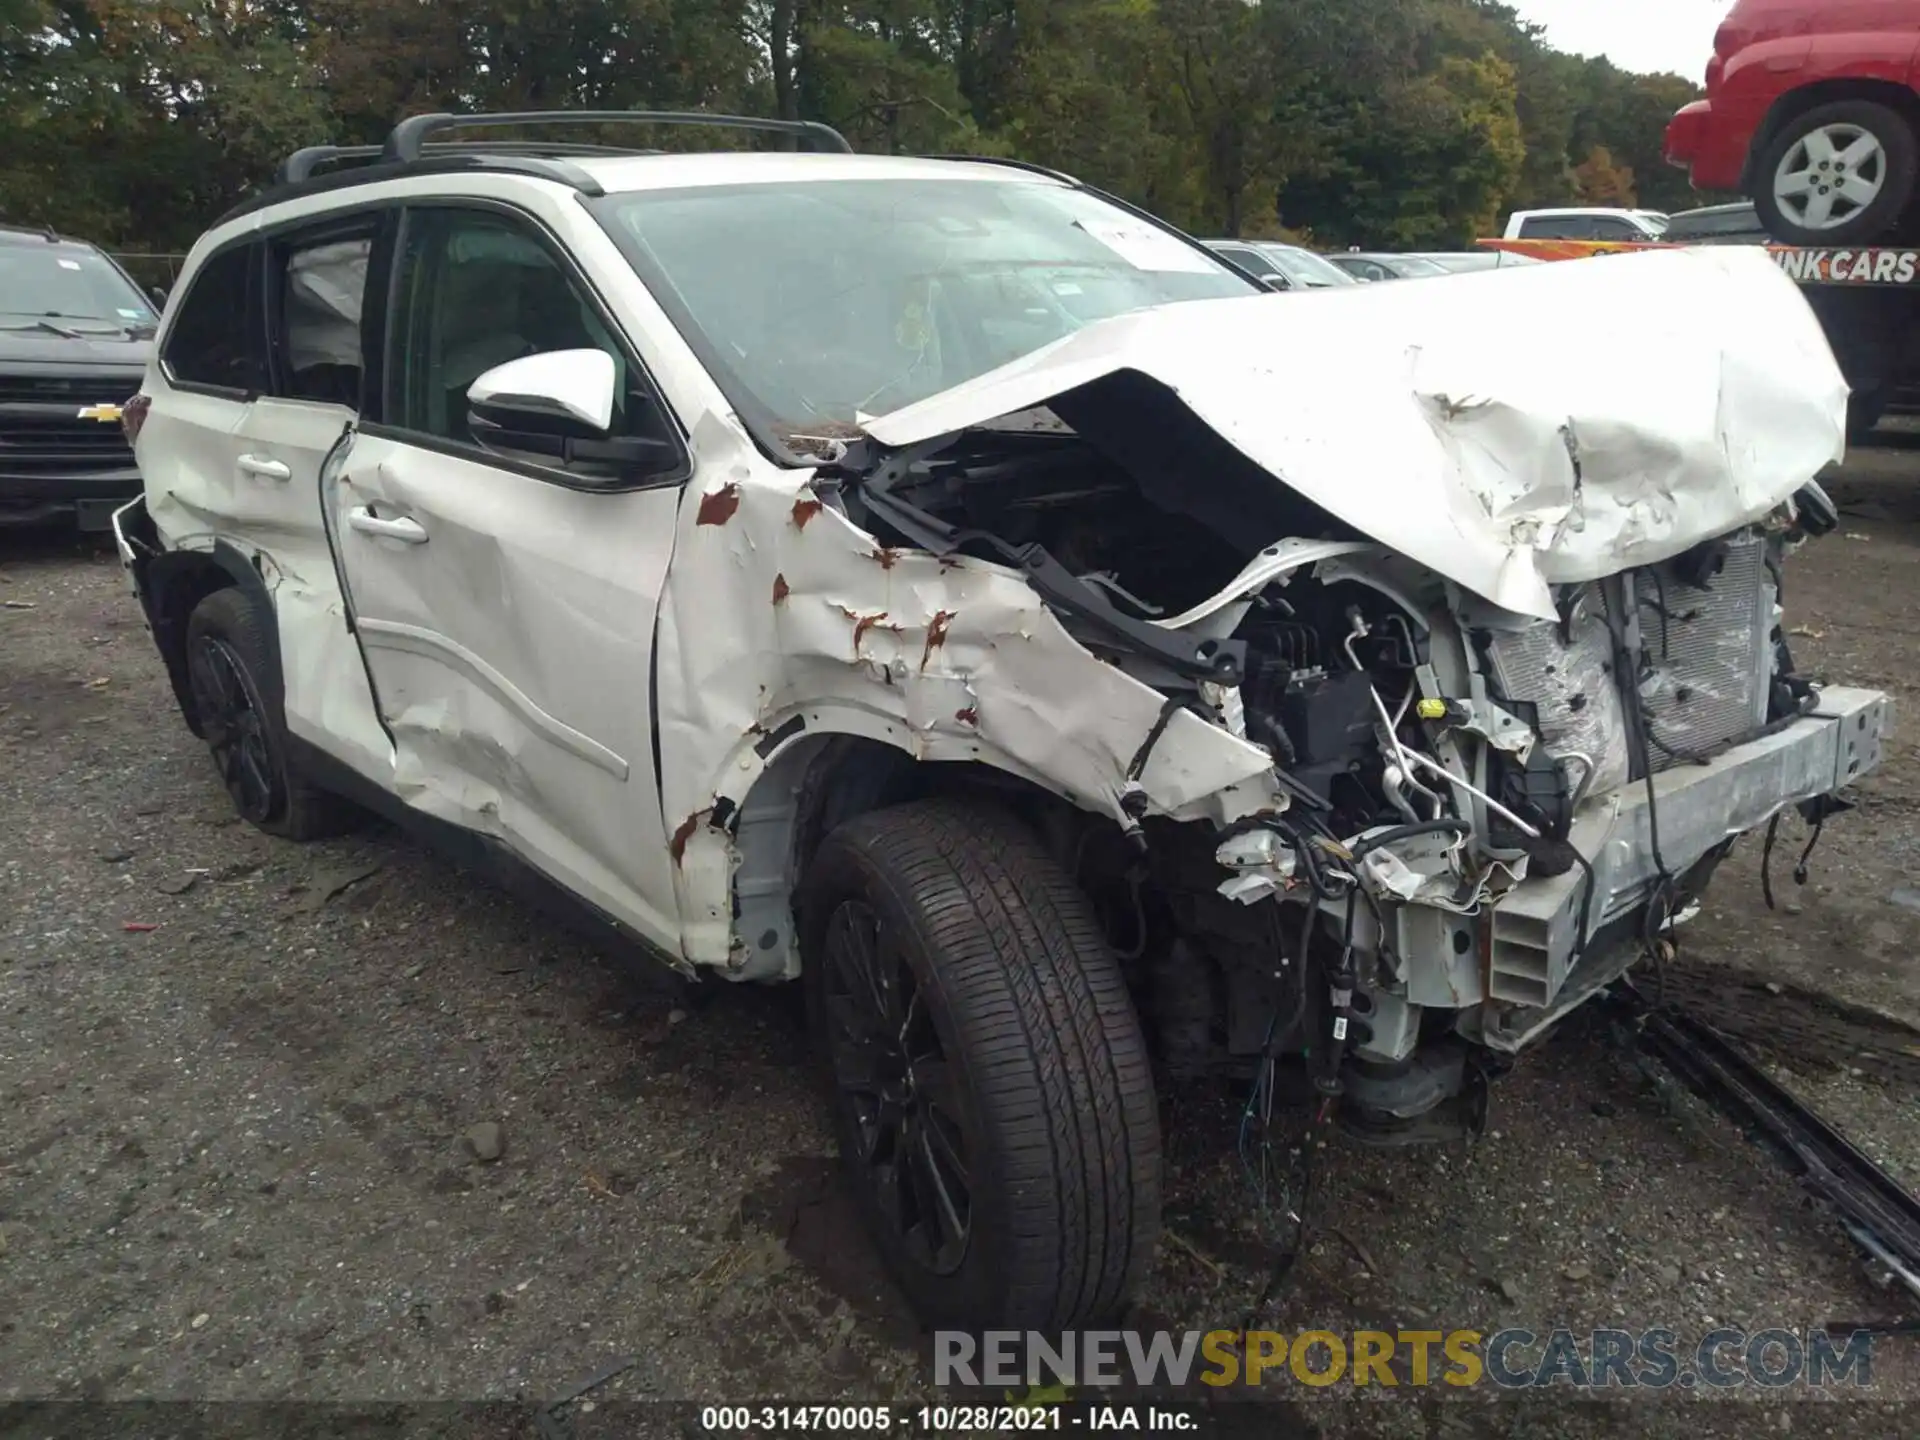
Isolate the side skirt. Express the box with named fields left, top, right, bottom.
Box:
left=288, top=736, right=697, bottom=985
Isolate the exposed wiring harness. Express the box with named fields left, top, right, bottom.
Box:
left=1591, top=571, right=1684, bottom=1009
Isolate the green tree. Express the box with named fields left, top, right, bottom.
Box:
left=0, top=0, right=1715, bottom=256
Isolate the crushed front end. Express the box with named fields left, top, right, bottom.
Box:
left=1192, top=499, right=1890, bottom=1141
left=834, top=248, right=1891, bottom=1144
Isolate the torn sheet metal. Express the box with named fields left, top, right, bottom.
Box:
left=654, top=415, right=1289, bottom=974
left=863, top=248, right=1846, bottom=622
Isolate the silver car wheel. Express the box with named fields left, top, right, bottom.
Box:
left=1774, top=122, right=1888, bottom=231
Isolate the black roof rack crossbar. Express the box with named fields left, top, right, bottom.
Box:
left=277, top=139, right=667, bottom=186
left=383, top=110, right=854, bottom=163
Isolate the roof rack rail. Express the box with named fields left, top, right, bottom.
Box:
left=382, top=110, right=854, bottom=164
left=0, top=220, right=69, bottom=243
left=922, top=154, right=1080, bottom=185
left=276, top=139, right=666, bottom=187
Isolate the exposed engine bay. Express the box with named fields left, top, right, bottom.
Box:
left=833, top=417, right=1885, bottom=1144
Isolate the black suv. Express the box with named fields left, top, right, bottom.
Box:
left=0, top=225, right=159, bottom=530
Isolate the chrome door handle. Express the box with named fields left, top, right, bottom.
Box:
left=347, top=507, right=428, bottom=544
left=237, top=453, right=291, bottom=481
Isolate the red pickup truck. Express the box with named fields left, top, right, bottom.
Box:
left=1665, top=0, right=1920, bottom=245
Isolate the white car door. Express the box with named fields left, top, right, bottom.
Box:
left=241, top=213, right=394, bottom=776
left=326, top=203, right=688, bottom=946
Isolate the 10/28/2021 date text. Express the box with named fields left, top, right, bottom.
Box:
left=700, top=1404, right=1201, bottom=1433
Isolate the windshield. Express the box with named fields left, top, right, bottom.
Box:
left=595, top=178, right=1253, bottom=436
left=1252, top=244, right=1355, bottom=287
left=0, top=245, right=155, bottom=330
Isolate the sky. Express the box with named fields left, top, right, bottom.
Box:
left=1508, top=0, right=1733, bottom=79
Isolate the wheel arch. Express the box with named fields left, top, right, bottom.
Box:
left=139, top=539, right=280, bottom=738
left=682, top=713, right=1098, bottom=982
left=1744, top=80, right=1920, bottom=192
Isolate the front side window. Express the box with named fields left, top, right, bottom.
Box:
left=594, top=178, right=1253, bottom=437
left=387, top=207, right=667, bottom=461
left=272, top=225, right=376, bottom=407
left=162, top=245, right=267, bottom=393
left=0, top=244, right=156, bottom=334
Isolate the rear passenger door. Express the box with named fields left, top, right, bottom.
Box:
left=235, top=210, right=394, bottom=775
left=329, top=203, right=689, bottom=946
left=233, top=213, right=382, bottom=537
left=144, top=243, right=269, bottom=525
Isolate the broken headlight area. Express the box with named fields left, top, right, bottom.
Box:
left=838, top=425, right=1874, bottom=1145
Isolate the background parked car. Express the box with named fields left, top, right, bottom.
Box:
left=1665, top=0, right=1920, bottom=245
left=0, top=224, right=159, bottom=532
left=1502, top=208, right=1670, bottom=241
left=1409, top=250, right=1545, bottom=273
left=1662, top=201, right=1768, bottom=245
left=1203, top=239, right=1356, bottom=289
left=1327, top=252, right=1454, bottom=281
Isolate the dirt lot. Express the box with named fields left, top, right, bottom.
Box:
left=2, top=441, right=1918, bottom=1437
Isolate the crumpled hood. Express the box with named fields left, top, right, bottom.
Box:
left=862, top=247, right=1846, bottom=621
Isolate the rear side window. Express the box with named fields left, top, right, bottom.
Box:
left=162, top=245, right=266, bottom=393
left=270, top=221, right=378, bottom=408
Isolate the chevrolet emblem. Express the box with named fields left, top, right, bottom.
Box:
left=77, top=403, right=123, bottom=423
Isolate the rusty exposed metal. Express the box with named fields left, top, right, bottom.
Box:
left=668, top=811, right=702, bottom=864
left=919, top=609, right=954, bottom=670
left=850, top=610, right=895, bottom=651
left=771, top=573, right=790, bottom=605
left=695, top=483, right=741, bottom=526
left=791, top=494, right=823, bottom=530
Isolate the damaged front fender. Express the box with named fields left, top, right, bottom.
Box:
left=654, top=416, right=1287, bottom=976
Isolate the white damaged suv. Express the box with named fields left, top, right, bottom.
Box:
left=115, top=111, right=1891, bottom=1331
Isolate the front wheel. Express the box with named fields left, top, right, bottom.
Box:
left=800, top=799, right=1161, bottom=1330
left=1754, top=99, right=1919, bottom=245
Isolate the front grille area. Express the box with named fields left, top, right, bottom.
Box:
left=1486, top=531, right=1773, bottom=801
left=0, top=373, right=140, bottom=477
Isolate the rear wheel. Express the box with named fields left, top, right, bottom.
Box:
left=185, top=588, right=358, bottom=840
left=1755, top=100, right=1919, bottom=245
left=801, top=798, right=1161, bottom=1330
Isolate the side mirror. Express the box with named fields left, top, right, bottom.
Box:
left=1264, top=275, right=1293, bottom=292
left=469, top=348, right=617, bottom=436
left=466, top=348, right=676, bottom=477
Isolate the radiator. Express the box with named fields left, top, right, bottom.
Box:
left=1484, top=533, right=1773, bottom=801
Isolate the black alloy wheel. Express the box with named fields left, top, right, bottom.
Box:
left=820, top=897, right=972, bottom=1275
left=188, top=630, right=281, bottom=825
left=801, top=798, right=1161, bottom=1330
left=182, top=587, right=358, bottom=841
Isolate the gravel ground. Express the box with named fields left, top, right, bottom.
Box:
left=2, top=442, right=1916, bottom=1437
